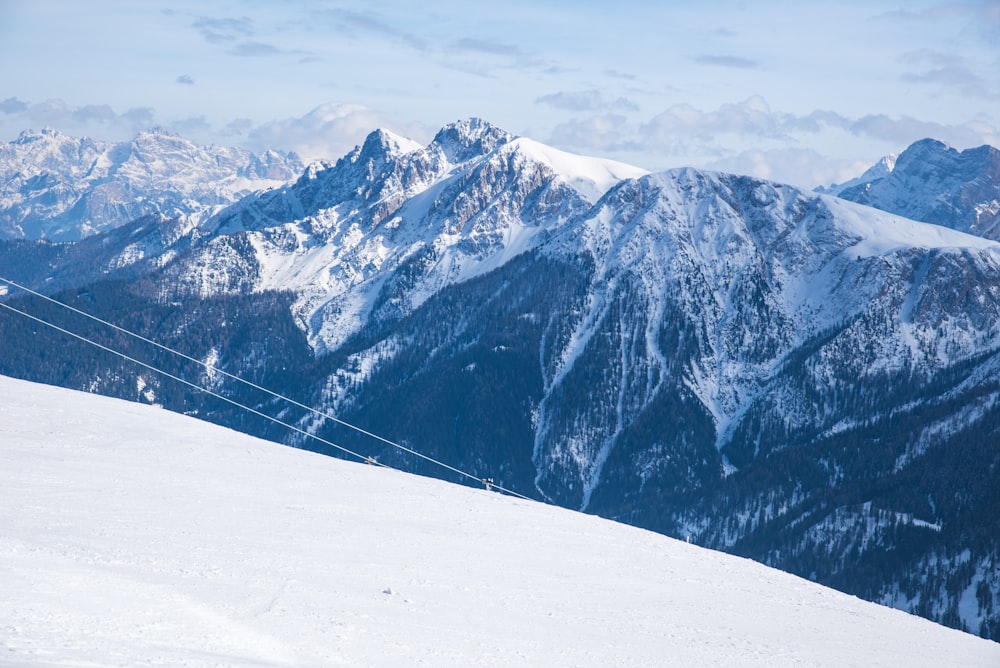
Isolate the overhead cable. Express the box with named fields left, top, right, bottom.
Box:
left=0, top=298, right=385, bottom=467
left=0, top=276, right=532, bottom=501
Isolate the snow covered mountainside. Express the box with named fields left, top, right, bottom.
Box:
left=173, top=117, right=648, bottom=352
left=0, top=128, right=302, bottom=240
left=820, top=138, right=1000, bottom=238
left=3, top=375, right=999, bottom=668
left=2, top=120, right=1000, bottom=640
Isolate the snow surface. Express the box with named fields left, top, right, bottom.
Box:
left=820, top=193, right=1000, bottom=258
left=506, top=137, right=650, bottom=204
left=3, top=375, right=999, bottom=667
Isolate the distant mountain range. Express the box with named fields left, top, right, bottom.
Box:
left=0, top=127, right=302, bottom=240
left=817, top=138, right=1000, bottom=238
left=1, top=122, right=998, bottom=640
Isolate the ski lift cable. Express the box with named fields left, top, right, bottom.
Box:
left=0, top=275, right=524, bottom=498
left=0, top=298, right=390, bottom=469
left=0, top=276, right=532, bottom=501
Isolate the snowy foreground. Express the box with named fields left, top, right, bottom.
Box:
left=2, top=376, right=998, bottom=668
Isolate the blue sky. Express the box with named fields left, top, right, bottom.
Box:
left=1, top=0, right=997, bottom=187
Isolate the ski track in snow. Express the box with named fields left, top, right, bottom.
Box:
left=3, top=376, right=1000, bottom=667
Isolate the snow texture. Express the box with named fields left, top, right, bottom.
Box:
left=2, top=375, right=999, bottom=667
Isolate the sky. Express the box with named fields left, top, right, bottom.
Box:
left=1, top=0, right=998, bottom=188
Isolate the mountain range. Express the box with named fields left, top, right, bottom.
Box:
left=1, top=122, right=998, bottom=640
left=0, top=127, right=302, bottom=240
left=818, top=137, right=1000, bottom=238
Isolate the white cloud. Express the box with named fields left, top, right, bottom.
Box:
left=636, top=97, right=999, bottom=158
left=841, top=113, right=1000, bottom=149
left=540, top=97, right=999, bottom=188
left=692, top=54, right=759, bottom=69
left=896, top=49, right=999, bottom=100
left=0, top=97, right=28, bottom=114
left=239, top=103, right=392, bottom=162
left=640, top=96, right=796, bottom=149
left=0, top=97, right=425, bottom=163
left=536, top=90, right=638, bottom=113
left=191, top=16, right=255, bottom=45
left=169, top=115, right=214, bottom=139
left=450, top=37, right=523, bottom=57
left=708, top=148, right=873, bottom=190
left=876, top=3, right=1000, bottom=46
left=547, top=114, right=634, bottom=152
left=0, top=97, right=156, bottom=140
left=330, top=8, right=428, bottom=51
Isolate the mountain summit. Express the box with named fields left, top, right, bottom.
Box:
left=431, top=117, right=513, bottom=163
left=195, top=119, right=647, bottom=351
left=820, top=138, right=1000, bottom=238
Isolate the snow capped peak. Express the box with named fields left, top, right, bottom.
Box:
left=872, top=137, right=996, bottom=183
left=359, top=127, right=422, bottom=161
left=189, top=118, right=657, bottom=351
left=299, top=159, right=337, bottom=181
left=890, top=138, right=956, bottom=177
left=822, top=137, right=1000, bottom=239
left=902, top=136, right=950, bottom=155
left=246, top=148, right=305, bottom=180
left=882, top=138, right=999, bottom=192
left=127, top=128, right=190, bottom=155
left=135, top=126, right=180, bottom=139
left=815, top=153, right=896, bottom=196
left=432, top=117, right=513, bottom=164
left=0, top=128, right=303, bottom=240
left=13, top=126, right=72, bottom=144
left=504, top=137, right=650, bottom=203
left=862, top=152, right=897, bottom=179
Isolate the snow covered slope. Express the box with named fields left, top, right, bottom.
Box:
left=173, top=118, right=648, bottom=351
left=3, top=375, right=999, bottom=667
left=815, top=152, right=896, bottom=197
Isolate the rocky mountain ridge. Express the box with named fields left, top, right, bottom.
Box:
left=818, top=138, right=1000, bottom=239
left=176, top=117, right=647, bottom=352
